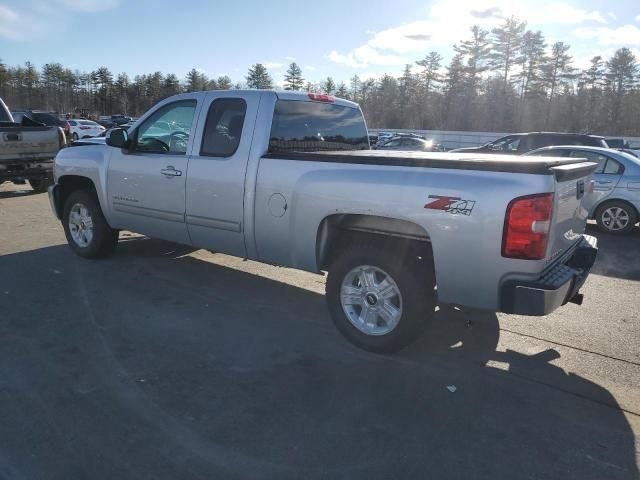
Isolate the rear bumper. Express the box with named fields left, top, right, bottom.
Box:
left=500, top=235, right=598, bottom=316
left=0, top=159, right=53, bottom=181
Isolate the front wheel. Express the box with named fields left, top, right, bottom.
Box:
left=72, top=132, right=79, bottom=141
left=62, top=189, right=119, bottom=258
left=595, top=201, right=637, bottom=234
left=326, top=238, right=435, bottom=353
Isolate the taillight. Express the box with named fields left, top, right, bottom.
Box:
left=502, top=193, right=554, bottom=260
left=308, top=92, right=335, bottom=103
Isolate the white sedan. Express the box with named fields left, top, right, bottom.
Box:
left=69, top=120, right=105, bottom=140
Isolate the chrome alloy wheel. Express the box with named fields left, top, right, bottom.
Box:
left=68, top=202, right=94, bottom=248
left=340, top=265, right=403, bottom=336
left=602, top=206, right=630, bottom=231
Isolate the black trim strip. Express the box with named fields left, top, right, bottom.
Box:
left=262, top=151, right=595, bottom=175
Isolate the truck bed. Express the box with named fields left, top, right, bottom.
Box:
left=263, top=150, right=595, bottom=178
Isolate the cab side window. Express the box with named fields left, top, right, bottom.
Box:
left=135, top=100, right=196, bottom=154
left=201, top=98, right=247, bottom=157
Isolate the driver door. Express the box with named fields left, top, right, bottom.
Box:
left=107, top=98, right=200, bottom=244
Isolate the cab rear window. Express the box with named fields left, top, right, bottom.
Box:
left=268, top=100, right=369, bottom=153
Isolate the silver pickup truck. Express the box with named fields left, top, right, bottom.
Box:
left=48, top=90, right=599, bottom=352
left=0, top=98, right=66, bottom=192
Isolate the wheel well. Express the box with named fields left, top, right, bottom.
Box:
left=54, top=175, right=98, bottom=218
left=593, top=198, right=639, bottom=220
left=317, top=214, right=433, bottom=271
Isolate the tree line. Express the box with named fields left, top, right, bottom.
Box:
left=0, top=16, right=638, bottom=135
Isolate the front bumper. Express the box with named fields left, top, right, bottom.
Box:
left=48, top=183, right=62, bottom=219
left=500, top=235, right=598, bottom=316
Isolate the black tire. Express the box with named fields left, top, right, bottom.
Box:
left=595, top=200, right=638, bottom=234
left=29, top=176, right=52, bottom=194
left=72, top=132, right=79, bottom=141
left=326, top=237, right=435, bottom=353
left=62, top=189, right=118, bottom=258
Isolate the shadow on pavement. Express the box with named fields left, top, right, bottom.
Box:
left=0, top=238, right=637, bottom=480
left=585, top=224, right=640, bottom=281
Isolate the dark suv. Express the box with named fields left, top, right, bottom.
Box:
left=450, top=132, right=608, bottom=155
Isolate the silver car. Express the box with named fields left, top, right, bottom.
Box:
left=527, top=146, right=640, bottom=234
left=376, top=136, right=439, bottom=151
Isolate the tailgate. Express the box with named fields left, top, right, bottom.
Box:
left=0, top=127, right=61, bottom=163
left=547, top=161, right=598, bottom=260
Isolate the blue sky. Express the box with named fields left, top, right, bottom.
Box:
left=0, top=0, right=639, bottom=86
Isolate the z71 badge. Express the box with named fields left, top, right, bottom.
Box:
left=424, top=195, right=476, bottom=216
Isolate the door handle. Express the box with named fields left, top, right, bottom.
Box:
left=160, top=166, right=182, bottom=177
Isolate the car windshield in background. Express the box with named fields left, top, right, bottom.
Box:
left=268, top=100, right=369, bottom=153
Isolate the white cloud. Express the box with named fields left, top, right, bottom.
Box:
left=327, top=0, right=608, bottom=69
left=284, top=56, right=296, bottom=61
left=328, top=45, right=408, bottom=68
left=607, top=12, right=616, bottom=20
left=57, top=0, right=121, bottom=12
left=574, top=24, right=640, bottom=46
left=264, top=62, right=284, bottom=69
left=303, top=65, right=317, bottom=71
left=0, top=5, right=20, bottom=40
left=636, top=14, right=640, bottom=22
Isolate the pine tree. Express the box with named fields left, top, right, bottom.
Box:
left=542, top=41, right=575, bottom=126
left=605, top=48, right=639, bottom=131
left=490, top=16, right=526, bottom=86
left=246, top=63, right=273, bottom=89
left=216, top=76, right=233, bottom=90
left=322, top=76, right=336, bottom=94
left=454, top=25, right=491, bottom=95
left=415, top=51, right=442, bottom=99
left=336, top=82, right=348, bottom=99
left=516, top=30, right=547, bottom=97
left=185, top=68, right=208, bottom=92
left=283, top=62, right=304, bottom=90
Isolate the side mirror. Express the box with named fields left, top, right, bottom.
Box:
left=106, top=128, right=129, bottom=149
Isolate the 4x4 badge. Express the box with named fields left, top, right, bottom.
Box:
left=424, top=195, right=476, bottom=216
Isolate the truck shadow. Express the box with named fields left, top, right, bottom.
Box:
left=0, top=238, right=637, bottom=480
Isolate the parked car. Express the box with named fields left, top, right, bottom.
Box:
left=605, top=138, right=628, bottom=149
left=450, top=132, right=608, bottom=154
left=68, top=119, right=106, bottom=140
left=375, top=136, right=443, bottom=152
left=11, top=110, right=71, bottom=139
left=110, top=114, right=132, bottom=125
left=49, top=90, right=598, bottom=353
left=526, top=146, right=640, bottom=234
left=1, top=98, right=67, bottom=192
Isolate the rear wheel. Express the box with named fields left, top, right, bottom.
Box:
left=326, top=237, right=435, bottom=353
left=29, top=176, right=52, bottom=194
left=62, top=189, right=118, bottom=258
left=72, top=132, right=79, bottom=141
left=595, top=201, right=637, bottom=234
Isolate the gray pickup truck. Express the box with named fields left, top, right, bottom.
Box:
left=48, top=90, right=599, bottom=352
left=0, top=98, right=66, bottom=192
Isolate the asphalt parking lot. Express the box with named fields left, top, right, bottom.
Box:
left=1, top=182, right=639, bottom=480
